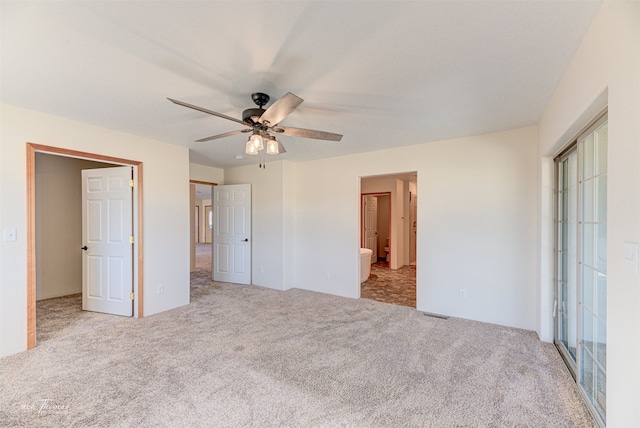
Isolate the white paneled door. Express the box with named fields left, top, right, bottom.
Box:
left=363, top=195, right=378, bottom=262
left=213, top=184, right=251, bottom=284
left=82, top=167, right=133, bottom=316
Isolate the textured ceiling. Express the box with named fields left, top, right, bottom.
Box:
left=1, top=1, right=602, bottom=169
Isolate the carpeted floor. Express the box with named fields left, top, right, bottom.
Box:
left=0, top=246, right=595, bottom=427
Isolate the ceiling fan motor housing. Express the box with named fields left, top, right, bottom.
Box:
left=243, top=93, right=270, bottom=124
left=242, top=108, right=266, bottom=124
left=251, top=92, right=270, bottom=107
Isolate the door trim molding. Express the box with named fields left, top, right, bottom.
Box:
left=189, top=179, right=218, bottom=186
left=26, top=143, right=144, bottom=350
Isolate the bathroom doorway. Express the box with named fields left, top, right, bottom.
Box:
left=360, top=172, right=417, bottom=308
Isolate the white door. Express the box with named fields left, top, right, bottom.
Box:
left=363, top=195, right=378, bottom=262
left=82, top=167, right=133, bottom=316
left=213, top=184, right=251, bottom=284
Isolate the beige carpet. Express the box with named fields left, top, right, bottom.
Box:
left=0, top=251, right=594, bottom=427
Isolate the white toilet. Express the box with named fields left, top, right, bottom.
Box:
left=384, top=238, right=390, bottom=262
left=360, top=248, right=373, bottom=283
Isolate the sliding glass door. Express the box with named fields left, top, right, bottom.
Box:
left=555, top=114, right=607, bottom=426
left=557, top=148, right=578, bottom=365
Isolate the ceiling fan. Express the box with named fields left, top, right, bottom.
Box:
left=168, top=92, right=342, bottom=164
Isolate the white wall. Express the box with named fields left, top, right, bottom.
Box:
left=537, top=2, right=640, bottom=425
left=224, top=161, right=288, bottom=291
left=0, top=104, right=191, bottom=357
left=190, top=162, right=224, bottom=184
left=292, top=126, right=538, bottom=330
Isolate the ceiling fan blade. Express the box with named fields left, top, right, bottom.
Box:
left=272, top=126, right=343, bottom=141
left=259, top=92, right=303, bottom=126
left=195, top=129, right=251, bottom=142
left=168, top=98, right=249, bottom=127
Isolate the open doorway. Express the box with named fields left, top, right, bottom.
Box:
left=26, top=143, right=143, bottom=350
left=359, top=172, right=417, bottom=308
left=190, top=181, right=216, bottom=298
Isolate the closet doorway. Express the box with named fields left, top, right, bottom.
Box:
left=26, top=143, right=144, bottom=350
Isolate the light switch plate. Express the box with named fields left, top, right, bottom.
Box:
left=3, top=228, right=17, bottom=242
left=623, top=241, right=638, bottom=273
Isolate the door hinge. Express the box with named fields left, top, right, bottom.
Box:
left=130, top=292, right=135, bottom=301
left=129, top=179, right=135, bottom=187
left=129, top=236, right=134, bottom=244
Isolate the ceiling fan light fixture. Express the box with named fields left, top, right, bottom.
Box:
left=245, top=139, right=259, bottom=155
left=249, top=132, right=263, bottom=150
left=266, top=136, right=280, bottom=155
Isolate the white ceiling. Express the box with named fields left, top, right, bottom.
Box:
left=1, top=1, right=602, bottom=169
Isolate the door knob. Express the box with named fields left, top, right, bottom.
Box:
left=81, top=246, right=88, bottom=251
left=241, top=238, right=248, bottom=242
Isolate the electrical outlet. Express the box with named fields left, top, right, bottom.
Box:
left=260, top=265, right=264, bottom=274
left=157, top=284, right=164, bottom=294
left=459, top=289, right=467, bottom=299
left=325, top=271, right=331, bottom=280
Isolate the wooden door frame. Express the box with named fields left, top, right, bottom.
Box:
left=26, top=143, right=144, bottom=350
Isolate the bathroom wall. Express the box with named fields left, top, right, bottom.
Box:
left=407, top=181, right=417, bottom=265
left=376, top=195, right=390, bottom=261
